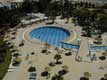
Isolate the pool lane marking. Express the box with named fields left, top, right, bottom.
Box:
left=41, top=28, right=45, bottom=41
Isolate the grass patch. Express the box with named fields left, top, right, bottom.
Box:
left=0, top=36, right=4, bottom=45
left=0, top=37, right=12, bottom=80
left=0, top=49, right=12, bottom=80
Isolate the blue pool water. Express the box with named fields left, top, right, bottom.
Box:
left=30, top=26, right=79, bottom=49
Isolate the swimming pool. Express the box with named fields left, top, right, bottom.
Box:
left=29, top=26, right=79, bottom=49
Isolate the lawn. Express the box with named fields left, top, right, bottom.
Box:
left=0, top=37, right=12, bottom=80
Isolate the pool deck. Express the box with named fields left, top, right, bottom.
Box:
left=23, top=22, right=79, bottom=50
left=3, top=18, right=107, bottom=80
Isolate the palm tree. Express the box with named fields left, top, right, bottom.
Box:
left=38, top=0, right=51, bottom=12
left=12, top=57, right=22, bottom=66
left=96, top=13, right=107, bottom=33
left=41, top=66, right=51, bottom=79
left=80, top=72, right=92, bottom=80
left=83, top=72, right=92, bottom=79
left=45, top=66, right=51, bottom=73
left=50, top=10, right=57, bottom=23
left=100, top=73, right=107, bottom=80
left=52, top=74, right=64, bottom=80
left=54, top=54, right=62, bottom=64
left=104, top=73, right=107, bottom=79
left=62, top=65, right=69, bottom=71
left=80, top=77, right=89, bottom=80
left=28, top=66, right=36, bottom=72
left=49, top=61, right=56, bottom=67
left=21, top=0, right=33, bottom=13
left=58, top=65, right=69, bottom=76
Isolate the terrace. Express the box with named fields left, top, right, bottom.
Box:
left=2, top=16, right=107, bottom=80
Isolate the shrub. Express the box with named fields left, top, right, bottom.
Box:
left=65, top=52, right=72, bottom=56
left=41, top=71, right=48, bottom=77
left=99, top=56, right=106, bottom=60
left=28, top=66, right=36, bottom=72
left=80, top=77, right=89, bottom=80
left=52, top=74, right=64, bottom=80
left=19, top=42, right=24, bottom=47
left=49, top=62, right=55, bottom=67
left=31, top=52, right=35, bottom=55
left=41, top=49, right=47, bottom=53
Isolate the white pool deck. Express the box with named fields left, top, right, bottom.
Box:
left=3, top=18, right=107, bottom=80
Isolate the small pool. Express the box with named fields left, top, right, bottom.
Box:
left=30, top=26, right=79, bottom=49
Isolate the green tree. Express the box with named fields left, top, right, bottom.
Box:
left=41, top=66, right=51, bottom=79
left=38, top=0, right=51, bottom=12
left=58, top=65, right=69, bottom=76
left=54, top=54, right=62, bottom=64
left=104, top=73, right=107, bottom=79
left=52, top=74, right=64, bottom=80
left=83, top=72, right=92, bottom=78
left=96, top=13, right=107, bottom=33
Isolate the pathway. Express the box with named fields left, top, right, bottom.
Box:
left=77, top=37, right=91, bottom=62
